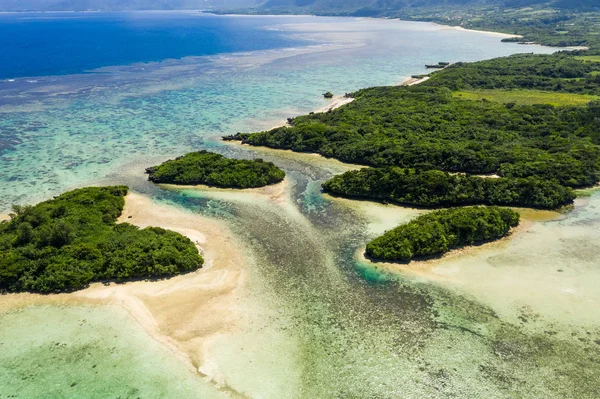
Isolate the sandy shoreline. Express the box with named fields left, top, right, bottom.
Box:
left=267, top=95, right=354, bottom=130
left=366, top=220, right=532, bottom=271
left=258, top=70, right=427, bottom=133
left=270, top=68, right=436, bottom=131
left=357, top=204, right=563, bottom=272
left=0, top=192, right=251, bottom=391
left=225, top=72, right=431, bottom=164
left=318, top=95, right=355, bottom=112
left=398, top=76, right=430, bottom=86
left=437, top=24, right=522, bottom=39
left=159, top=178, right=289, bottom=206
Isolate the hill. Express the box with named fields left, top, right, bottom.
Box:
left=258, top=0, right=597, bottom=16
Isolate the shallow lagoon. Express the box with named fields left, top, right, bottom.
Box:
left=2, top=12, right=598, bottom=399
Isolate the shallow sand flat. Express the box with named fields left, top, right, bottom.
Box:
left=2, top=188, right=309, bottom=398
left=440, top=25, right=522, bottom=39
left=159, top=178, right=289, bottom=207
left=357, top=200, right=600, bottom=328
left=221, top=139, right=364, bottom=175
left=0, top=304, right=229, bottom=399
left=398, top=76, right=431, bottom=86
left=1, top=192, right=255, bottom=393
left=324, top=193, right=426, bottom=235
left=259, top=95, right=355, bottom=130
left=315, top=95, right=355, bottom=113
left=109, top=192, right=252, bottom=376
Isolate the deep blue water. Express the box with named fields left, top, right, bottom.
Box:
left=0, top=12, right=309, bottom=79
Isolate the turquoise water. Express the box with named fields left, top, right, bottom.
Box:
left=0, top=306, right=227, bottom=399
left=3, top=13, right=597, bottom=399
left=0, top=15, right=556, bottom=210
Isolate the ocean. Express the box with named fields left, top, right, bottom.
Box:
left=3, top=12, right=598, bottom=399
left=0, top=11, right=309, bottom=79
left=0, top=12, right=557, bottom=210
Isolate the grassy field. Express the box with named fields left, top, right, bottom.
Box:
left=575, top=56, right=600, bottom=63
left=453, top=90, right=599, bottom=106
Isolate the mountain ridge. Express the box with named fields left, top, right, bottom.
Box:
left=0, top=0, right=596, bottom=13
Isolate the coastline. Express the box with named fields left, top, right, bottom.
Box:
left=2, top=12, right=599, bottom=397
left=357, top=203, right=563, bottom=272
left=362, top=219, right=533, bottom=272
left=398, top=75, right=430, bottom=86
left=158, top=178, right=289, bottom=206
left=223, top=66, right=431, bottom=161
left=265, top=95, right=355, bottom=130
left=436, top=24, right=522, bottom=39
left=214, top=13, right=525, bottom=41
left=0, top=192, right=252, bottom=390
left=245, top=69, right=429, bottom=134
left=318, top=95, right=355, bottom=112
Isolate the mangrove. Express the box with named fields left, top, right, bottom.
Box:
left=322, top=167, right=575, bottom=209
left=366, top=206, right=520, bottom=262
left=146, top=150, right=285, bottom=189
left=0, top=186, right=203, bottom=293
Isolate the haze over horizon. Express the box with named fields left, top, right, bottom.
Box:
left=1, top=0, right=595, bottom=13
left=0, top=0, right=261, bottom=11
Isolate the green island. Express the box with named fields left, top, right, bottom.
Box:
left=146, top=150, right=285, bottom=189
left=224, top=51, right=600, bottom=261
left=226, top=53, right=600, bottom=189
left=365, top=207, right=520, bottom=262
left=0, top=186, right=203, bottom=293
left=323, top=167, right=575, bottom=209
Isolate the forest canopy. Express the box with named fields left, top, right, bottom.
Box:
left=222, top=53, right=596, bottom=262
left=226, top=53, right=600, bottom=190
left=365, top=206, right=520, bottom=262
left=147, top=150, right=285, bottom=189
left=0, top=186, right=203, bottom=293
left=323, top=167, right=575, bottom=209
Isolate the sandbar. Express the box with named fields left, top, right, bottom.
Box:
left=0, top=192, right=251, bottom=390
left=438, top=24, right=522, bottom=39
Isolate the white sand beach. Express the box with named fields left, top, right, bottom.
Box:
left=0, top=192, right=252, bottom=387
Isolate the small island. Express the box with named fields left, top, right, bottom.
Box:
left=366, top=206, right=520, bottom=262
left=0, top=186, right=203, bottom=293
left=222, top=52, right=600, bottom=263
left=322, top=167, right=575, bottom=209
left=146, top=150, right=285, bottom=189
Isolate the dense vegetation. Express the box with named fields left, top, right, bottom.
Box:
left=0, top=186, right=203, bottom=293
left=234, top=0, right=595, bottom=19
left=226, top=55, right=600, bottom=188
left=400, top=6, right=600, bottom=50
left=365, top=206, right=520, bottom=262
left=452, top=90, right=600, bottom=107
left=426, top=53, right=600, bottom=94
left=323, top=167, right=575, bottom=209
left=146, top=150, right=285, bottom=189
left=215, top=9, right=600, bottom=262
left=223, top=53, right=600, bottom=260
